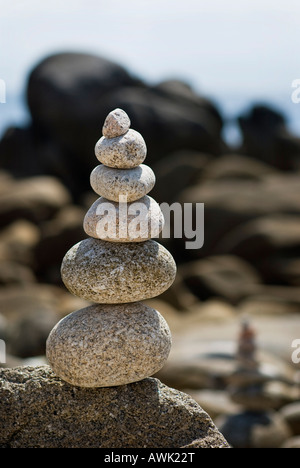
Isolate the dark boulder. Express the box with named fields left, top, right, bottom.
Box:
left=0, top=52, right=225, bottom=201
left=238, top=104, right=300, bottom=171
left=0, top=175, right=71, bottom=228
left=178, top=173, right=300, bottom=260
left=179, top=255, right=261, bottom=304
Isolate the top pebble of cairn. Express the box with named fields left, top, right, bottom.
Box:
left=95, top=109, right=147, bottom=169
left=102, top=108, right=131, bottom=138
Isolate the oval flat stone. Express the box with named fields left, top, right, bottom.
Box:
left=90, top=164, right=156, bottom=202
left=83, top=195, right=164, bottom=242
left=102, top=108, right=131, bottom=139
left=61, top=238, right=176, bottom=303
left=46, top=302, right=172, bottom=387
left=94, top=129, right=147, bottom=168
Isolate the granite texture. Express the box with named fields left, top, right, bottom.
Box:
left=83, top=195, right=164, bottom=242
left=90, top=164, right=156, bottom=202
left=0, top=366, right=230, bottom=448
left=46, top=302, right=172, bottom=387
left=102, top=108, right=131, bottom=139
left=61, top=238, right=176, bottom=303
left=95, top=129, right=147, bottom=168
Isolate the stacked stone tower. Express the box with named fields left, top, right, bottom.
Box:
left=236, top=317, right=258, bottom=371
left=46, top=109, right=177, bottom=388
left=227, top=318, right=268, bottom=410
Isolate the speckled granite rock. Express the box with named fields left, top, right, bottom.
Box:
left=46, top=302, right=172, bottom=387
left=90, top=164, right=155, bottom=202
left=0, top=366, right=230, bottom=448
left=95, top=129, right=147, bottom=168
left=83, top=195, right=164, bottom=242
left=61, top=238, right=176, bottom=303
left=102, top=108, right=131, bottom=138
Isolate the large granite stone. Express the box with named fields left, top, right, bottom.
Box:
left=0, top=366, right=230, bottom=448
left=90, top=164, right=155, bottom=202
left=46, top=302, right=172, bottom=387
left=95, top=129, right=147, bottom=169
left=61, top=238, right=176, bottom=303
left=83, top=195, right=164, bottom=242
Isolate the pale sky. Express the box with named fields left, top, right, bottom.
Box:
left=0, top=0, right=300, bottom=137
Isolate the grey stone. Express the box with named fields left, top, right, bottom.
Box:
left=281, top=436, right=300, bottom=448
left=0, top=366, right=230, bottom=448
left=0, top=283, right=87, bottom=358
left=7, top=308, right=58, bottom=358
left=83, top=195, right=164, bottom=242
left=95, top=129, right=147, bottom=169
left=33, top=205, right=86, bottom=284
left=0, top=261, right=36, bottom=286
left=90, top=164, right=156, bottom=202
left=238, top=104, right=300, bottom=171
left=178, top=174, right=300, bottom=260
left=280, top=402, right=300, bottom=435
left=61, top=238, right=177, bottom=303
left=46, top=302, right=172, bottom=387
left=0, top=220, right=40, bottom=267
left=200, top=153, right=277, bottom=183
left=179, top=255, right=261, bottom=305
left=155, top=336, right=295, bottom=393
left=0, top=176, right=71, bottom=228
left=102, top=108, right=131, bottom=138
left=228, top=381, right=297, bottom=411
left=185, top=389, right=242, bottom=420
left=217, top=410, right=291, bottom=448
left=151, top=150, right=211, bottom=205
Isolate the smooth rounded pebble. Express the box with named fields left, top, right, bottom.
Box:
left=102, top=108, right=131, bottom=138
left=61, top=238, right=176, bottom=303
left=46, top=302, right=172, bottom=387
left=90, top=164, right=156, bottom=202
left=83, top=195, right=164, bottom=242
left=95, top=129, right=147, bottom=169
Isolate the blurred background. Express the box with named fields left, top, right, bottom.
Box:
left=0, top=0, right=300, bottom=448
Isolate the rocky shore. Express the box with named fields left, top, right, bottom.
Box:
left=0, top=52, right=300, bottom=448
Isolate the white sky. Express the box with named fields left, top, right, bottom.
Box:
left=0, top=0, right=300, bottom=135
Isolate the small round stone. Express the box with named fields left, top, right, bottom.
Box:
left=90, top=164, right=156, bottom=202
left=83, top=195, right=164, bottom=242
left=95, top=129, right=147, bottom=169
left=102, top=108, right=131, bottom=138
left=46, top=302, right=172, bottom=388
left=61, top=238, right=176, bottom=303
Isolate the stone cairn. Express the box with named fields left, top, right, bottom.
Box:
left=228, top=318, right=268, bottom=410
left=46, top=109, right=177, bottom=388
left=236, top=317, right=258, bottom=372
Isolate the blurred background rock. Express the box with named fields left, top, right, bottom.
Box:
left=0, top=0, right=300, bottom=448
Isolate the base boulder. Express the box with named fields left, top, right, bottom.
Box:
left=0, top=366, right=229, bottom=448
